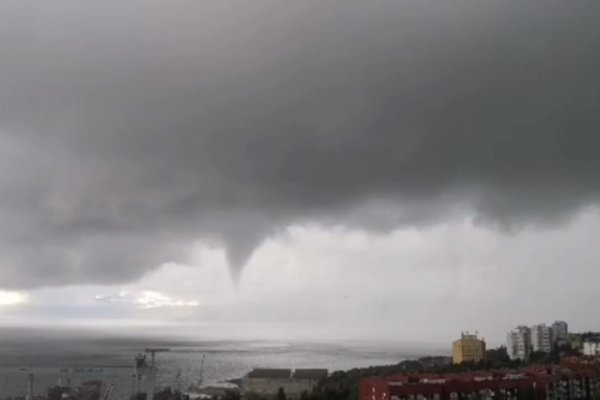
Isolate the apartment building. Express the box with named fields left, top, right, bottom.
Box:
left=452, top=332, right=486, bottom=364
left=360, top=364, right=600, bottom=400
left=507, top=326, right=531, bottom=361
left=531, top=324, right=554, bottom=353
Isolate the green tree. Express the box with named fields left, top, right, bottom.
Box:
left=277, top=387, right=287, bottom=400
left=223, top=390, right=241, bottom=400
left=244, top=392, right=267, bottom=400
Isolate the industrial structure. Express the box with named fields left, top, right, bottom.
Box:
left=144, top=347, right=170, bottom=400
left=5, top=347, right=172, bottom=400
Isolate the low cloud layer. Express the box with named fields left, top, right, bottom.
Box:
left=5, top=212, right=600, bottom=342
left=1, top=0, right=600, bottom=288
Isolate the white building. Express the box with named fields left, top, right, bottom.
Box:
left=552, top=321, right=568, bottom=341
left=507, top=326, right=531, bottom=361
left=583, top=340, right=600, bottom=357
left=531, top=324, right=554, bottom=353
left=243, top=368, right=328, bottom=399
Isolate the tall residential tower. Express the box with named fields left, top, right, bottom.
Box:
left=531, top=324, right=554, bottom=353
left=507, top=326, right=531, bottom=361
left=552, top=321, right=569, bottom=341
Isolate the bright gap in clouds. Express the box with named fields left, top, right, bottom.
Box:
left=134, top=291, right=200, bottom=309
left=0, top=291, right=29, bottom=306
left=4, top=206, right=600, bottom=343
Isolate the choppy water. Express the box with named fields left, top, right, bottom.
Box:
left=0, top=330, right=445, bottom=399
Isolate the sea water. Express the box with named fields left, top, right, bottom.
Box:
left=0, top=331, right=445, bottom=399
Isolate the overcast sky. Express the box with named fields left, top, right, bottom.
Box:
left=1, top=0, right=599, bottom=345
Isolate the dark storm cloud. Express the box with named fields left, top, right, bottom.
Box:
left=1, top=0, right=599, bottom=287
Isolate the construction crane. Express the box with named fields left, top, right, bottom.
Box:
left=100, top=384, right=114, bottom=400
left=144, top=348, right=170, bottom=369
left=198, top=354, right=206, bottom=388
left=144, top=347, right=170, bottom=400
left=26, top=372, right=34, bottom=400
left=175, top=369, right=182, bottom=392
left=185, top=354, right=206, bottom=395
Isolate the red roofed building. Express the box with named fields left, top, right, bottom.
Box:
left=360, top=366, right=600, bottom=400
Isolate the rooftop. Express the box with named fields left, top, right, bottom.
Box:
left=247, top=369, right=292, bottom=379
left=366, top=364, right=600, bottom=387
left=246, top=368, right=329, bottom=380
left=293, top=369, right=328, bottom=380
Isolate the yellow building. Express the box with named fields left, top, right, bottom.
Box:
left=452, top=332, right=486, bottom=364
